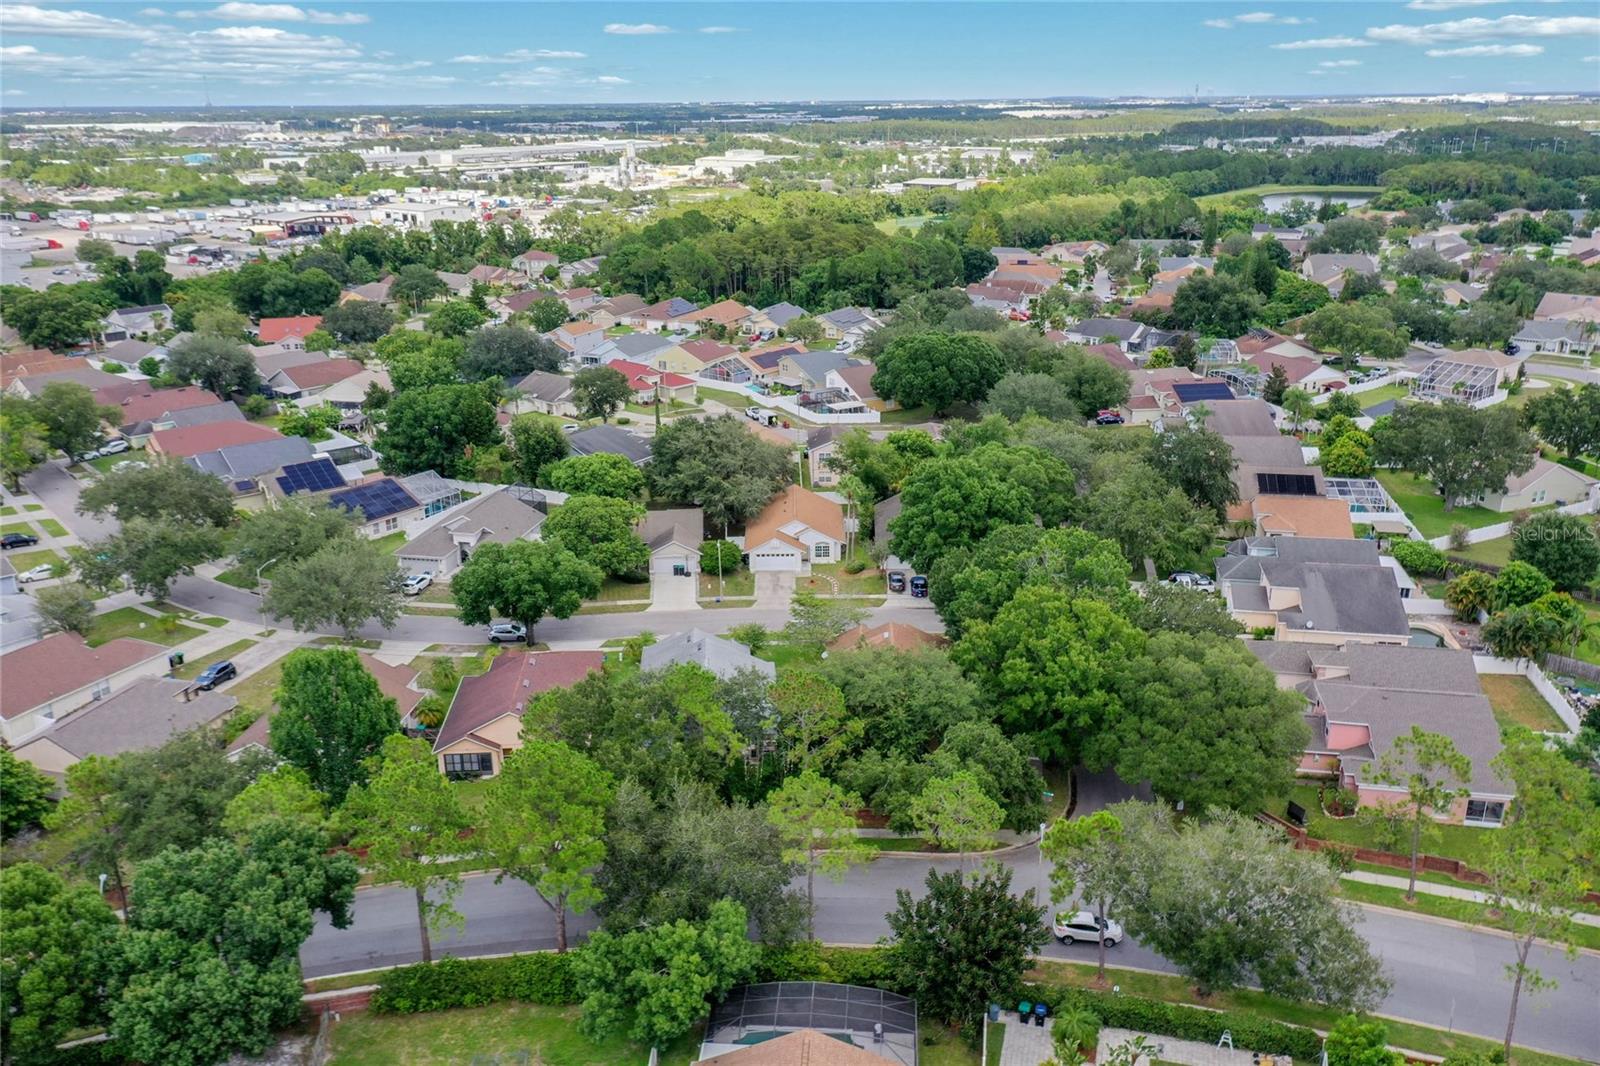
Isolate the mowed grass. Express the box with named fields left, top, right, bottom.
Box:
left=85, top=606, right=204, bottom=647
left=1272, top=782, right=1498, bottom=867
left=1350, top=382, right=1412, bottom=411
left=6, top=547, right=64, bottom=571
left=1478, top=674, right=1569, bottom=732
left=324, top=1003, right=703, bottom=1066
left=1447, top=534, right=1514, bottom=568
left=1374, top=470, right=1514, bottom=539
left=1338, top=879, right=1600, bottom=950
left=37, top=518, right=69, bottom=538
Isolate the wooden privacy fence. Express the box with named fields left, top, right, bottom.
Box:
left=1544, top=653, right=1600, bottom=686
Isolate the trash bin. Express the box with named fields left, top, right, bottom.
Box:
left=987, top=1004, right=1000, bottom=1023
left=1016, top=1000, right=1032, bottom=1023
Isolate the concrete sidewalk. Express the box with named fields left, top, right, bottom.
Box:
left=1344, top=869, right=1600, bottom=927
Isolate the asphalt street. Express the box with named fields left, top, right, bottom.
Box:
left=301, top=851, right=1600, bottom=1060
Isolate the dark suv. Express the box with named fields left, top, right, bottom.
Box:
left=909, top=575, right=928, bottom=598
left=194, top=661, right=238, bottom=690
left=1, top=532, right=40, bottom=549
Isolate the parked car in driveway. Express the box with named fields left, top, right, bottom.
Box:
left=1, top=532, right=39, bottom=549
left=1166, top=571, right=1215, bottom=589
left=488, top=621, right=528, bottom=644
left=94, top=439, right=130, bottom=456
left=887, top=571, right=907, bottom=594
left=1093, top=410, right=1125, bottom=425
left=909, top=575, right=928, bottom=598
left=1052, top=910, right=1124, bottom=946
left=402, top=572, right=433, bottom=596
left=193, top=660, right=237, bottom=690
left=16, top=564, right=54, bottom=583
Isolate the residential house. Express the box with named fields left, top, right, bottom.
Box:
left=1249, top=642, right=1510, bottom=826
left=627, top=297, right=700, bottom=334
left=547, top=320, right=606, bottom=361
left=558, top=287, right=603, bottom=315
left=1438, top=281, right=1486, bottom=307
left=0, top=633, right=169, bottom=744
left=875, top=492, right=909, bottom=574
left=340, top=276, right=395, bottom=305
left=102, top=304, right=173, bottom=342
left=436, top=271, right=473, bottom=297
left=1512, top=318, right=1594, bottom=358
left=327, top=477, right=424, bottom=537
left=498, top=290, right=545, bottom=318
left=1470, top=456, right=1596, bottom=513
left=1301, top=254, right=1379, bottom=296
left=828, top=362, right=890, bottom=412
left=586, top=332, right=678, bottom=369
left=782, top=350, right=860, bottom=392
left=1412, top=348, right=1520, bottom=404
left=638, top=507, right=704, bottom=577
left=398, top=470, right=463, bottom=518
left=641, top=628, right=775, bottom=681
left=1408, top=232, right=1473, bottom=263
left=188, top=435, right=317, bottom=490
left=0, top=348, right=73, bottom=384
left=1158, top=256, right=1216, bottom=273
left=1117, top=367, right=1203, bottom=424
left=566, top=425, right=652, bottom=465
left=5, top=365, right=144, bottom=404
left=817, top=307, right=884, bottom=347
left=1217, top=536, right=1409, bottom=645
left=1533, top=292, right=1600, bottom=324
left=739, top=344, right=807, bottom=386
left=753, top=301, right=809, bottom=333
left=1041, top=239, right=1108, bottom=266
left=1078, top=341, right=1137, bottom=373
left=586, top=294, right=648, bottom=329
left=257, top=315, right=324, bottom=347
left=252, top=347, right=325, bottom=383
left=512, top=248, right=560, bottom=279
left=468, top=264, right=518, bottom=288
left=1249, top=495, right=1355, bottom=539
left=653, top=338, right=738, bottom=375
left=101, top=338, right=160, bottom=368
left=827, top=622, right=948, bottom=654
left=557, top=255, right=605, bottom=287
left=13, top=678, right=236, bottom=779
left=149, top=419, right=285, bottom=459
left=966, top=282, right=1032, bottom=314
left=1243, top=350, right=1349, bottom=394
left=110, top=384, right=223, bottom=443
left=990, top=246, right=1033, bottom=264
left=687, top=299, right=756, bottom=334
left=315, top=366, right=393, bottom=412
left=1204, top=397, right=1342, bottom=535
left=263, top=357, right=366, bottom=400
left=432, top=651, right=606, bottom=777
left=698, top=1028, right=897, bottom=1066
left=512, top=370, right=578, bottom=416
left=395, top=487, right=547, bottom=578
left=605, top=358, right=697, bottom=404
left=1063, top=317, right=1148, bottom=353
left=0, top=558, right=40, bottom=653
left=742, top=485, right=848, bottom=573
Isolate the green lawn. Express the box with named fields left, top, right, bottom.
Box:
left=325, top=1003, right=703, bottom=1066
left=1348, top=382, right=1411, bottom=411
left=754, top=642, right=823, bottom=669
left=573, top=601, right=650, bottom=615
left=593, top=575, right=652, bottom=602
left=1, top=521, right=35, bottom=536
left=0, top=506, right=14, bottom=517
left=85, top=606, right=204, bottom=648
left=1374, top=470, right=1515, bottom=539
left=694, top=385, right=755, bottom=410
left=1338, top=878, right=1600, bottom=951
left=800, top=562, right=884, bottom=597
left=6, top=547, right=64, bottom=571
left=174, top=639, right=258, bottom=680
left=1479, top=674, right=1568, bottom=733
left=370, top=531, right=407, bottom=554
left=1447, top=534, right=1513, bottom=568
left=37, top=518, right=69, bottom=538
left=23, top=503, right=42, bottom=512
left=698, top=569, right=755, bottom=599
left=1025, top=960, right=1580, bottom=1066
left=1273, top=782, right=1498, bottom=868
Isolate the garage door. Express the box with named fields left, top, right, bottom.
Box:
left=749, top=548, right=801, bottom=572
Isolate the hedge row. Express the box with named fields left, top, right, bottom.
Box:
left=367, top=946, right=1322, bottom=1062
left=370, top=953, right=578, bottom=1014
left=1024, top=983, right=1325, bottom=1061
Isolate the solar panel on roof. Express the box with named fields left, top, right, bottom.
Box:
left=1173, top=381, right=1235, bottom=402
left=329, top=479, right=419, bottom=521
left=275, top=457, right=345, bottom=495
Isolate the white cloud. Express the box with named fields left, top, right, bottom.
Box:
left=1406, top=1, right=1507, bottom=8
left=1426, top=43, right=1543, bottom=56
left=0, top=5, right=158, bottom=39
left=603, top=22, right=671, bottom=35
left=0, top=44, right=85, bottom=69
left=1586, top=55, right=1600, bottom=62
left=139, top=6, right=166, bottom=14
left=3, top=88, right=26, bottom=96
left=596, top=75, right=629, bottom=84
left=698, top=25, right=739, bottom=33
left=450, top=48, right=587, bottom=63
left=1205, top=12, right=1310, bottom=29
left=1366, top=15, right=1600, bottom=45
left=1319, top=59, right=1363, bottom=67
left=1271, top=36, right=1375, bottom=49
left=198, top=3, right=369, bottom=24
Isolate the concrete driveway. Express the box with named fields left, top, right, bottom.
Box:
left=646, top=573, right=699, bottom=612
left=753, top=571, right=796, bottom=608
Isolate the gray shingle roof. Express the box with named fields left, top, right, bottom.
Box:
left=567, top=425, right=652, bottom=465
left=640, top=629, right=775, bottom=681
left=787, top=351, right=859, bottom=386
left=638, top=507, right=703, bottom=551
left=188, top=436, right=316, bottom=481
left=513, top=370, right=574, bottom=403
left=160, top=401, right=244, bottom=430
left=16, top=678, right=235, bottom=763
left=762, top=302, right=809, bottom=327
left=398, top=489, right=543, bottom=562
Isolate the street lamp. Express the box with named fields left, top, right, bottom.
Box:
left=255, top=557, right=279, bottom=632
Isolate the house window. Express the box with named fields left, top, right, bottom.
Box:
left=1464, top=799, right=1505, bottom=826
left=384, top=517, right=399, bottom=532
left=91, top=679, right=112, bottom=700
left=812, top=543, right=832, bottom=561
left=1532, top=490, right=1547, bottom=504
left=443, top=753, right=494, bottom=777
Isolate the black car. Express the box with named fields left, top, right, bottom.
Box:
left=193, top=660, right=237, bottom=690
left=1, top=532, right=40, bottom=549
left=887, top=571, right=907, bottom=593
left=909, top=575, right=928, bottom=598
left=1093, top=413, right=1125, bottom=426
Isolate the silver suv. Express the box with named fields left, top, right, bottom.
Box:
left=488, top=622, right=527, bottom=644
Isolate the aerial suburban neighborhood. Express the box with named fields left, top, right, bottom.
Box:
left=1, top=4, right=1598, bottom=1066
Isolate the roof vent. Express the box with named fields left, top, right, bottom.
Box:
left=1305, top=621, right=1316, bottom=630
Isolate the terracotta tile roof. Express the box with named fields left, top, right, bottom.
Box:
left=744, top=484, right=846, bottom=549
left=0, top=350, right=77, bottom=385
left=150, top=419, right=284, bottom=457
left=1, top=633, right=167, bottom=720
left=827, top=622, right=948, bottom=653
left=1250, top=495, right=1354, bottom=539
left=434, top=651, right=604, bottom=751
left=257, top=316, right=324, bottom=343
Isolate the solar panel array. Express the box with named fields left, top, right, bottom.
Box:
left=1173, top=381, right=1235, bottom=402
left=275, top=457, right=345, bottom=496
left=707, top=982, right=916, bottom=1038
left=330, top=478, right=419, bottom=521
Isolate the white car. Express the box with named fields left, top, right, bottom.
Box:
left=561, top=424, right=580, bottom=433
left=16, top=564, right=55, bottom=583
left=1166, top=571, right=1215, bottom=589
left=744, top=406, right=764, bottom=420
left=1052, top=910, right=1124, bottom=946
left=402, top=572, right=433, bottom=596
left=488, top=621, right=528, bottom=644
left=95, top=439, right=130, bottom=456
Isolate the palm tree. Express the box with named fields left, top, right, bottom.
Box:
left=1281, top=388, right=1315, bottom=433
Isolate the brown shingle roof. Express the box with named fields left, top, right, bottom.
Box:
left=1, top=633, right=167, bottom=720
left=827, top=622, right=947, bottom=653
left=358, top=652, right=424, bottom=719
left=273, top=357, right=366, bottom=390
left=699, top=1030, right=889, bottom=1066
left=150, top=419, right=284, bottom=458
left=433, top=651, right=604, bottom=751
left=114, top=385, right=220, bottom=429
left=744, top=485, right=846, bottom=549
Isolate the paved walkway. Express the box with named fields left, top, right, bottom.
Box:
left=994, top=1016, right=1055, bottom=1066
left=1344, top=870, right=1600, bottom=927
left=1098, top=1027, right=1268, bottom=1066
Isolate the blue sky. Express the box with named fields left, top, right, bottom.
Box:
left=2, top=2, right=1597, bottom=107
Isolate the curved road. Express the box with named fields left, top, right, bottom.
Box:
left=302, top=849, right=1600, bottom=1060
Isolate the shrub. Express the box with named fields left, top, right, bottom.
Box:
left=1448, top=524, right=1470, bottom=551
left=371, top=952, right=578, bottom=1014
left=617, top=416, right=632, bottom=425
left=843, top=559, right=866, bottom=575
left=1388, top=539, right=1447, bottom=578
left=1021, top=985, right=1323, bottom=1061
